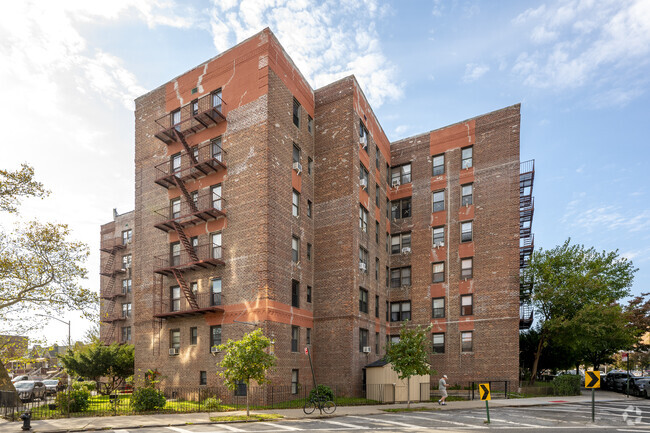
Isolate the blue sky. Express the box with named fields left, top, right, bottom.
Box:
left=1, top=0, right=649, bottom=343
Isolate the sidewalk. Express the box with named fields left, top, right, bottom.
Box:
left=0, top=391, right=632, bottom=433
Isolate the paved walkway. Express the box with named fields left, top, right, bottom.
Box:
left=0, top=391, right=632, bottom=432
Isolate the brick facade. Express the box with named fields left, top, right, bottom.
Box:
left=100, top=28, right=523, bottom=394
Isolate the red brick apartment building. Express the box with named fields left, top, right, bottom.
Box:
left=99, top=28, right=535, bottom=395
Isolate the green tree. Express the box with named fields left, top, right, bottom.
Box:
left=60, top=342, right=134, bottom=395
left=217, top=328, right=275, bottom=417
left=526, top=239, right=637, bottom=383
left=385, top=321, right=433, bottom=408
left=0, top=164, right=48, bottom=213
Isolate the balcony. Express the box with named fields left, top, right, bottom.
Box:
left=154, top=93, right=226, bottom=144
left=154, top=141, right=227, bottom=189
left=154, top=244, right=224, bottom=276
left=153, top=190, right=226, bottom=233
left=154, top=292, right=223, bottom=319
left=100, top=265, right=129, bottom=278
left=100, top=289, right=127, bottom=301
left=100, top=314, right=128, bottom=323
left=520, top=301, right=534, bottom=329
left=100, top=237, right=127, bottom=254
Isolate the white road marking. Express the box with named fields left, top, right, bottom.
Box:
left=389, top=413, right=488, bottom=429
left=320, top=419, right=367, bottom=429
left=167, top=428, right=193, bottom=433
left=458, top=414, right=548, bottom=428
left=347, top=415, right=422, bottom=429
left=219, top=424, right=246, bottom=432
left=258, top=422, right=301, bottom=431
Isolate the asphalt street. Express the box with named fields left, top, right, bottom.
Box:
left=106, top=400, right=650, bottom=432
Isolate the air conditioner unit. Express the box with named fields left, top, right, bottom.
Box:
left=210, top=346, right=221, bottom=354
left=293, top=162, right=302, bottom=174
left=401, top=247, right=411, bottom=254
left=359, top=262, right=367, bottom=272
left=168, top=348, right=179, bottom=356
left=391, top=179, right=400, bottom=188
left=359, top=135, right=366, bottom=144
left=360, top=178, right=368, bottom=188
left=362, top=346, right=371, bottom=353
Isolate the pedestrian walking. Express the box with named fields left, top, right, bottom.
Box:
left=438, top=374, right=449, bottom=405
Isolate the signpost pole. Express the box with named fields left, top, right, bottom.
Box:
left=585, top=370, right=600, bottom=423
left=485, top=400, right=490, bottom=424
left=627, top=354, right=630, bottom=398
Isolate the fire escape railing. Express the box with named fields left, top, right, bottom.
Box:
left=154, top=141, right=227, bottom=189
left=520, top=160, right=535, bottom=330
left=153, top=244, right=224, bottom=276
left=154, top=93, right=226, bottom=144
left=154, top=292, right=223, bottom=319
left=153, top=190, right=225, bottom=232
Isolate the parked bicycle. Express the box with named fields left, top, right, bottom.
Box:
left=303, top=394, right=336, bottom=415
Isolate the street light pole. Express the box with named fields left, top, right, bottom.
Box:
left=36, top=314, right=71, bottom=417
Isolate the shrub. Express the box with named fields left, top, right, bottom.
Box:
left=552, top=374, right=581, bottom=396
left=309, top=385, right=334, bottom=401
left=131, top=387, right=167, bottom=412
left=202, top=397, right=223, bottom=411
left=55, top=388, right=91, bottom=412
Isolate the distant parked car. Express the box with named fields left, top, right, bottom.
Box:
left=631, top=377, right=650, bottom=398
left=605, top=371, right=636, bottom=392
left=14, top=381, right=47, bottom=402
left=42, top=380, right=61, bottom=396
left=11, top=375, right=28, bottom=383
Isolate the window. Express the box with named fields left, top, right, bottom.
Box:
left=385, top=266, right=389, bottom=288
left=211, top=278, right=222, bottom=306
left=212, top=89, right=223, bottom=112
left=293, top=98, right=301, bottom=127
left=461, top=184, right=473, bottom=206
left=375, top=183, right=380, bottom=206
left=385, top=198, right=389, bottom=219
left=360, top=164, right=369, bottom=190
left=390, top=335, right=400, bottom=344
left=461, top=258, right=473, bottom=279
left=461, top=294, right=473, bottom=316
left=391, top=163, right=411, bottom=186
left=122, top=279, right=131, bottom=294
left=391, top=232, right=411, bottom=254
left=307, top=286, right=312, bottom=303
left=307, top=115, right=313, bottom=134
left=461, top=331, right=473, bottom=352
left=171, top=286, right=181, bottom=311
left=386, top=233, right=390, bottom=254
left=432, top=262, right=445, bottom=283
left=191, top=190, right=198, bottom=205
left=122, top=254, right=132, bottom=269
left=291, top=326, right=299, bottom=352
left=211, top=232, right=222, bottom=260
left=291, top=369, right=299, bottom=394
left=432, top=226, right=445, bottom=247
left=359, top=288, right=368, bottom=313
left=432, top=333, right=445, bottom=354
left=375, top=257, right=379, bottom=280
left=461, top=221, right=473, bottom=242
left=390, top=267, right=411, bottom=288
left=386, top=163, right=390, bottom=184
left=432, top=190, right=445, bottom=212
left=375, top=332, right=379, bottom=353
left=211, top=184, right=222, bottom=210
left=192, top=146, right=199, bottom=162
left=375, top=146, right=380, bottom=168
left=122, top=229, right=132, bottom=245
left=170, top=198, right=181, bottom=219
left=292, top=190, right=300, bottom=217
left=432, top=297, right=445, bottom=318
left=170, top=329, right=180, bottom=349
left=385, top=301, right=389, bottom=321
left=390, top=301, right=411, bottom=322
left=122, top=303, right=131, bottom=318
left=359, top=247, right=368, bottom=272
left=375, top=295, right=379, bottom=317
left=200, top=371, right=207, bottom=386
left=391, top=198, right=411, bottom=220
left=121, top=326, right=131, bottom=343
left=359, top=206, right=368, bottom=232
left=307, top=243, right=312, bottom=261
left=307, top=200, right=312, bottom=218
left=190, top=327, right=198, bottom=345
left=306, top=328, right=311, bottom=345
left=292, top=280, right=300, bottom=308
left=432, top=154, right=444, bottom=176
left=461, top=146, right=473, bottom=169
left=171, top=152, right=181, bottom=173
left=171, top=110, right=181, bottom=131
left=292, top=236, right=300, bottom=263
left=191, top=99, right=199, bottom=116
left=359, top=328, right=369, bottom=352
left=191, top=281, right=198, bottom=295
left=211, top=136, right=223, bottom=162
left=375, top=221, right=379, bottom=243
left=308, top=157, right=313, bottom=175
left=293, top=143, right=301, bottom=164
left=210, top=325, right=221, bottom=349
left=359, top=120, right=369, bottom=150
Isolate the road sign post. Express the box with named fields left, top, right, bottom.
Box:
left=479, top=383, right=491, bottom=424
left=585, top=370, right=600, bottom=423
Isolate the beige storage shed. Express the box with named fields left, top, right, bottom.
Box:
left=365, top=359, right=430, bottom=403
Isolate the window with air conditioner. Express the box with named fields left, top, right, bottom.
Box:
left=359, top=164, right=369, bottom=191
left=122, top=229, right=132, bottom=245
left=359, top=328, right=369, bottom=352
left=359, top=120, right=369, bottom=150
left=391, top=232, right=411, bottom=254
left=358, top=247, right=368, bottom=273
left=461, top=146, right=473, bottom=169
left=433, top=226, right=445, bottom=247
left=122, top=254, right=132, bottom=269
left=293, top=143, right=301, bottom=164
left=391, top=163, right=411, bottom=186
left=170, top=329, right=180, bottom=353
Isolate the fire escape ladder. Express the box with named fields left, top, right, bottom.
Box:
left=171, top=268, right=199, bottom=310
left=173, top=176, right=199, bottom=213
left=102, top=253, right=115, bottom=275
left=175, top=130, right=198, bottom=165
left=172, top=221, right=198, bottom=262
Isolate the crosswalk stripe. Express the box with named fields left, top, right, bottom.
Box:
left=219, top=424, right=246, bottom=432
left=259, top=421, right=301, bottom=431
left=348, top=415, right=421, bottom=429
left=321, top=419, right=367, bottom=429
left=167, top=428, right=193, bottom=433
left=391, top=413, right=488, bottom=429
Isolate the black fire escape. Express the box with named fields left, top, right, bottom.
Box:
left=519, top=160, right=535, bottom=329
left=152, top=92, right=227, bottom=320
left=99, top=238, right=128, bottom=343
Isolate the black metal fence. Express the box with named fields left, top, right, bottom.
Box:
left=429, top=381, right=510, bottom=401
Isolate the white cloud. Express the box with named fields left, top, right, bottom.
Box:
left=206, top=0, right=403, bottom=108
left=512, top=0, right=650, bottom=100
left=463, top=63, right=490, bottom=82
left=562, top=202, right=650, bottom=235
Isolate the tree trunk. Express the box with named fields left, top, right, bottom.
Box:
left=246, top=386, right=250, bottom=417
left=529, top=333, right=545, bottom=385
left=407, top=377, right=410, bottom=408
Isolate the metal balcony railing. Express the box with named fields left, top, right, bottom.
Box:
left=154, top=292, right=223, bottom=318
left=154, top=141, right=227, bottom=189
left=153, top=190, right=226, bottom=232
left=154, top=244, right=224, bottom=276
left=99, top=237, right=128, bottom=253
left=154, top=93, right=226, bottom=144
left=100, top=314, right=128, bottom=323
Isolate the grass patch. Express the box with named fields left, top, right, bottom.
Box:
left=382, top=407, right=436, bottom=413
left=209, top=414, right=283, bottom=422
